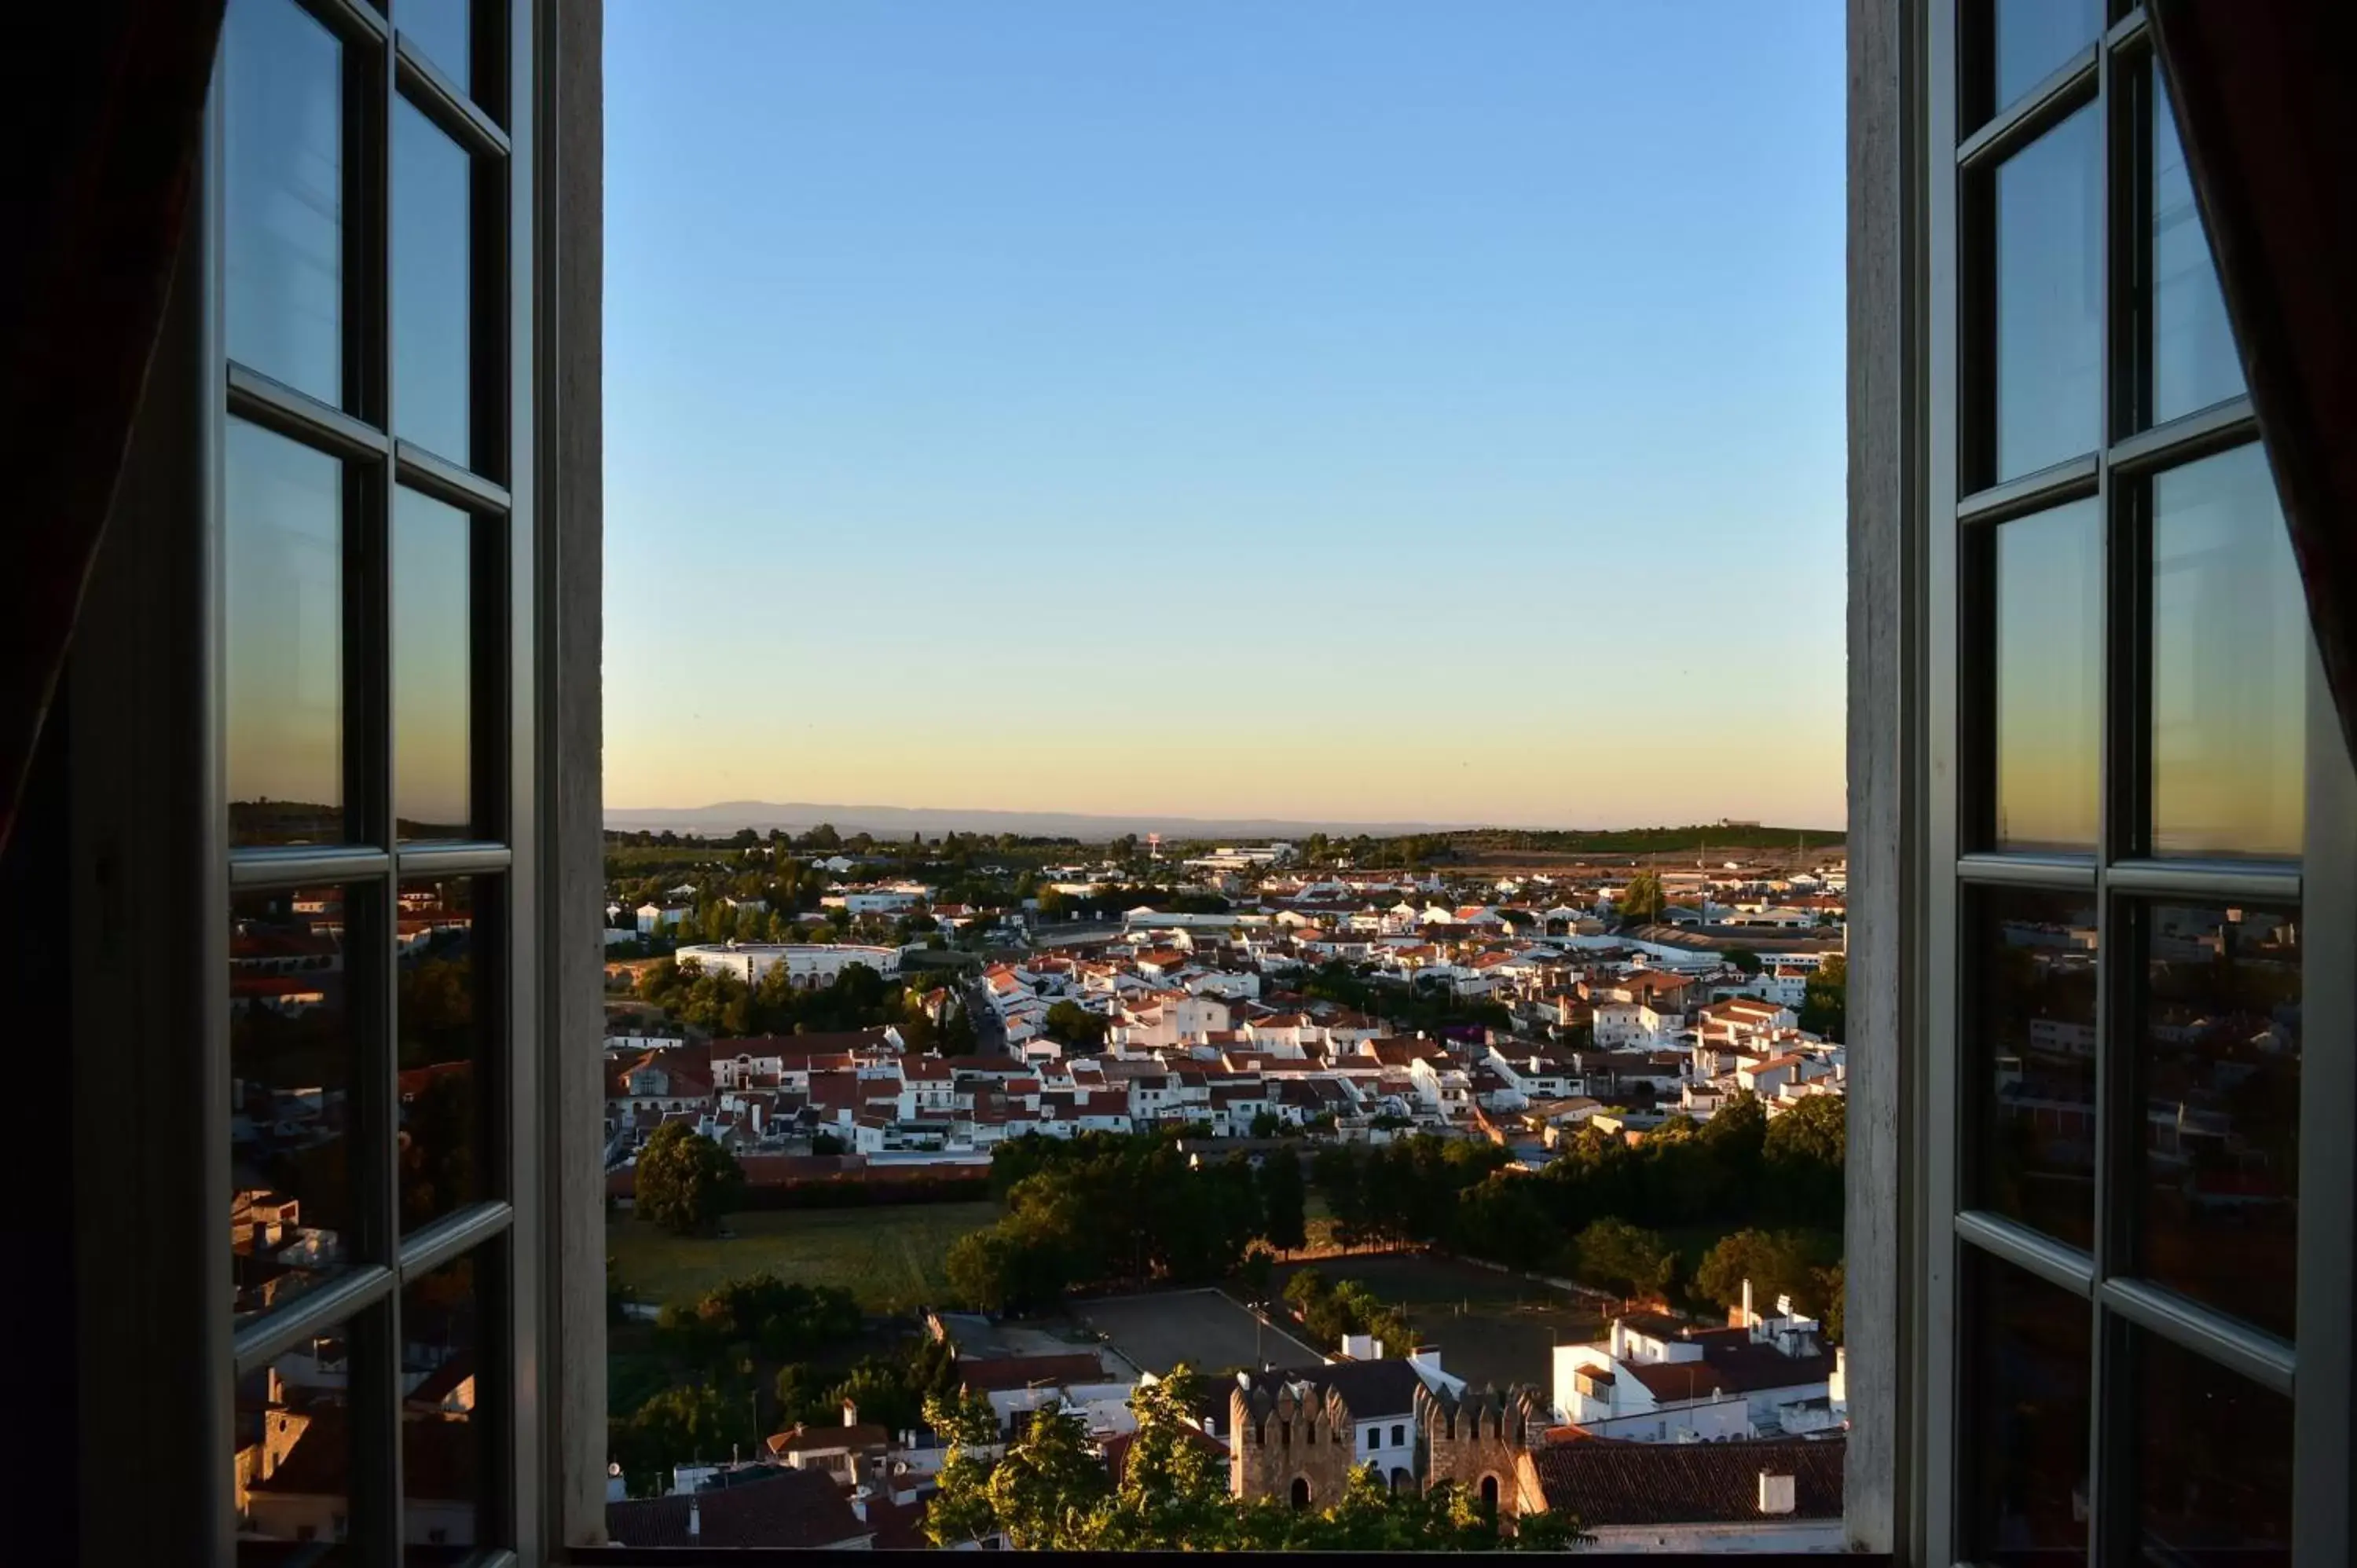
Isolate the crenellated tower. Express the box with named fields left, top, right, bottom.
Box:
left=1228, top=1377, right=1360, bottom=1508
left=1416, top=1383, right=1549, bottom=1518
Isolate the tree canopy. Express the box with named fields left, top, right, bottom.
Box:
left=634, top=1123, right=745, bottom=1236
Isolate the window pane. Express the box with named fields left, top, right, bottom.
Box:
left=2150, top=69, right=2243, bottom=424
left=394, top=489, right=473, bottom=839
left=400, top=876, right=485, bottom=1232
left=227, top=420, right=346, bottom=846
left=1992, top=104, right=2101, bottom=484
left=403, top=1251, right=489, bottom=1560
left=400, top=0, right=472, bottom=97
left=1962, top=1249, right=2089, bottom=1566
left=1992, top=0, right=2101, bottom=114
left=232, top=887, right=357, bottom=1324
left=1967, top=889, right=2099, bottom=1248
left=236, top=1328, right=356, bottom=1557
left=225, top=0, right=342, bottom=405
left=2150, top=445, right=2305, bottom=859
left=2134, top=902, right=2300, bottom=1342
left=394, top=97, right=473, bottom=465
left=2135, top=1332, right=2292, bottom=1564
left=1993, top=499, right=2101, bottom=851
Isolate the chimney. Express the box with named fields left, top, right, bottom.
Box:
left=843, top=1398, right=859, bottom=1427
left=687, top=1496, right=701, bottom=1539
left=1758, top=1471, right=1796, bottom=1515
left=1741, top=1278, right=1754, bottom=1331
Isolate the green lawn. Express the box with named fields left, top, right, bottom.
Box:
left=607, top=1200, right=1000, bottom=1315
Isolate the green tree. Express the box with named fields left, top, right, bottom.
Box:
left=829, top=1356, right=924, bottom=1434
left=1094, top=1369, right=1235, bottom=1549
left=633, top=1123, right=745, bottom=1236
left=986, top=1402, right=1110, bottom=1550
left=773, top=1362, right=828, bottom=1428
left=1619, top=870, right=1666, bottom=925
left=1816, top=1261, right=1846, bottom=1343
left=1800, top=954, right=1847, bottom=1040
left=1236, top=1245, right=1276, bottom=1306
left=920, top=1390, right=1005, bottom=1547
left=1693, top=1228, right=1824, bottom=1317
left=1043, top=999, right=1110, bottom=1050
left=608, top=1383, right=754, bottom=1498
left=1257, top=1152, right=1308, bottom=1254
left=1763, top=1094, right=1846, bottom=1229
left=1573, top=1217, right=1670, bottom=1297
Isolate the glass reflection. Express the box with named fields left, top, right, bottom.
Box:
left=1993, top=499, right=2100, bottom=851
left=1963, top=1250, right=2089, bottom=1566
left=399, top=0, right=472, bottom=96
left=394, top=97, right=473, bottom=464
left=402, top=1252, right=489, bottom=1560
left=226, top=0, right=342, bottom=405
left=231, top=886, right=354, bottom=1324
left=228, top=420, right=346, bottom=846
left=1993, top=0, right=2101, bottom=114
left=394, top=489, right=473, bottom=839
left=1968, top=889, right=2099, bottom=1249
left=399, top=877, right=482, bottom=1233
left=236, top=1326, right=356, bottom=1558
left=2150, top=68, right=2244, bottom=424
left=2135, top=1332, right=2291, bottom=1564
left=2135, top=903, right=2300, bottom=1341
left=1993, top=104, right=2101, bottom=484
left=2150, top=445, right=2305, bottom=859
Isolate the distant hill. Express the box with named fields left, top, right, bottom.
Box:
left=600, top=800, right=1844, bottom=847
left=600, top=800, right=1479, bottom=839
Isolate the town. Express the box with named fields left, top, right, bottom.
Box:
left=586, top=825, right=1856, bottom=1548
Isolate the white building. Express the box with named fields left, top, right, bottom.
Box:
left=671, top=942, right=900, bottom=987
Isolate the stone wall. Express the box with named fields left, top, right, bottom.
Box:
left=1230, top=1381, right=1360, bottom=1510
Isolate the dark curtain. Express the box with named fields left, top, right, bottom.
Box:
left=2151, top=0, right=2357, bottom=765
left=0, top=2, right=227, bottom=855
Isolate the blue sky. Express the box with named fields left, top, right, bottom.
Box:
left=604, top=1, right=1846, bottom=828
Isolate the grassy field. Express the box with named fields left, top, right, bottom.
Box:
left=607, top=1200, right=1000, bottom=1315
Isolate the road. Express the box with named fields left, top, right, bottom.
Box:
left=961, top=974, right=1010, bottom=1057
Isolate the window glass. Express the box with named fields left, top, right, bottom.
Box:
left=2135, top=1332, right=2292, bottom=1563
left=1992, top=0, right=2102, bottom=114
left=228, top=420, right=346, bottom=846
left=394, top=97, right=474, bottom=465
left=232, top=887, right=359, bottom=1323
left=225, top=0, right=343, bottom=405
left=2134, top=903, right=2300, bottom=1342
left=403, top=1251, right=489, bottom=1560
left=1962, top=1250, right=2090, bottom=1565
left=2150, top=69, right=2243, bottom=424
left=399, top=877, right=486, bottom=1232
left=1967, top=888, right=2099, bottom=1249
left=394, top=488, right=474, bottom=839
left=2150, top=445, right=2305, bottom=859
left=400, top=0, right=472, bottom=97
left=1993, top=499, right=2101, bottom=851
left=1992, top=104, right=2102, bottom=483
left=237, top=1329, right=356, bottom=1559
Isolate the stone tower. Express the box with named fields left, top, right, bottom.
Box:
left=1229, top=1378, right=1359, bottom=1510
left=1416, top=1383, right=1549, bottom=1518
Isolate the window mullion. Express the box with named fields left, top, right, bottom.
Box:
left=2085, top=21, right=2128, bottom=1568
left=365, top=15, right=405, bottom=1565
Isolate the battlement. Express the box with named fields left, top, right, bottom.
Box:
left=1416, top=1384, right=1549, bottom=1449
left=1231, top=1379, right=1355, bottom=1449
